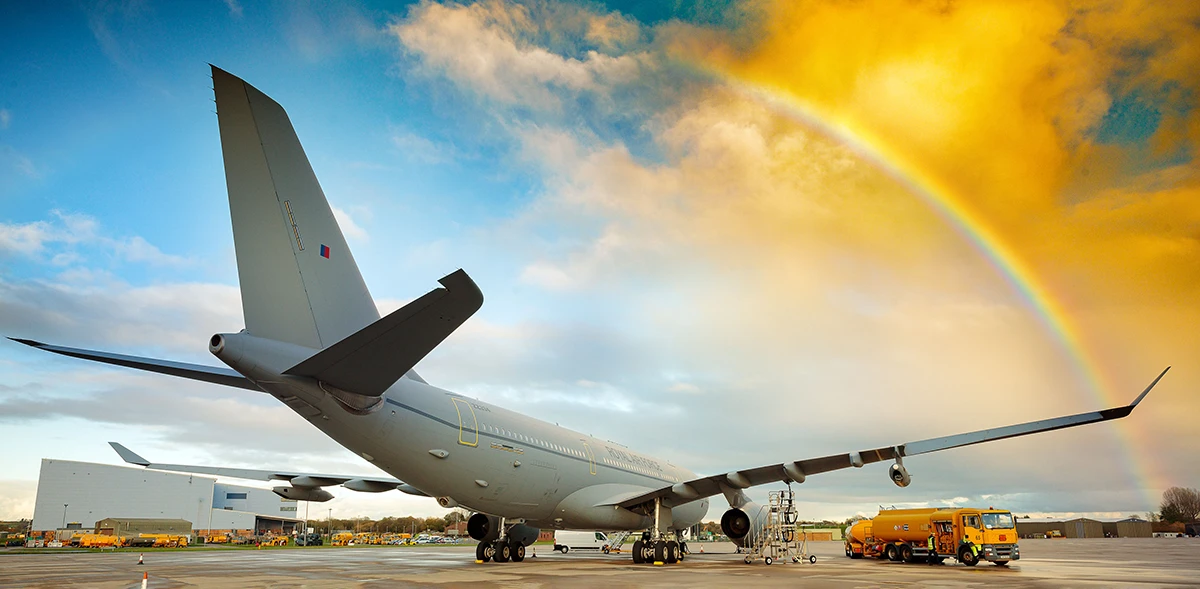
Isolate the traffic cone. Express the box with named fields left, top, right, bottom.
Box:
left=138, top=553, right=144, bottom=565
left=141, top=571, right=148, bottom=589
left=700, top=545, right=704, bottom=554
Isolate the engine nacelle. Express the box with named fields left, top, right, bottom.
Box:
left=888, top=463, right=911, bottom=487
left=467, top=513, right=501, bottom=542
left=721, top=508, right=751, bottom=540
left=272, top=486, right=334, bottom=502
left=507, top=524, right=541, bottom=547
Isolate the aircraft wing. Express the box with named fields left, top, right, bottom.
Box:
left=8, top=338, right=260, bottom=391
left=108, top=442, right=427, bottom=495
left=614, top=367, right=1169, bottom=511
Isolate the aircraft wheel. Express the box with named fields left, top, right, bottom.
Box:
left=665, top=541, right=678, bottom=564
left=510, top=541, right=525, bottom=562
left=493, top=540, right=510, bottom=563
left=476, top=541, right=492, bottom=563
left=653, top=540, right=666, bottom=563
left=632, top=540, right=644, bottom=564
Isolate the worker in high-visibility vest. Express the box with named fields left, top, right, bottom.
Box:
left=927, top=534, right=938, bottom=565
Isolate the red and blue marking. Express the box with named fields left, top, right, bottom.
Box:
left=320, top=244, right=330, bottom=259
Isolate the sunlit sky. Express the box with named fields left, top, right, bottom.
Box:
left=2, top=0, right=1197, bottom=524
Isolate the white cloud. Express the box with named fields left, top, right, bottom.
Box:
left=391, top=0, right=645, bottom=109
left=332, top=206, right=368, bottom=242
left=0, top=108, right=10, bottom=129
left=223, top=0, right=243, bottom=18
left=0, top=211, right=190, bottom=267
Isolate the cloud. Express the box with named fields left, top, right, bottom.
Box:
left=390, top=130, right=455, bottom=164
left=0, top=211, right=190, bottom=267
left=223, top=0, right=243, bottom=18
left=1, top=145, right=39, bottom=178
left=390, top=0, right=646, bottom=110
left=331, top=206, right=369, bottom=242
left=0, top=108, right=10, bottom=130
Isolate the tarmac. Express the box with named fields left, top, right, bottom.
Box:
left=2, top=538, right=1198, bottom=588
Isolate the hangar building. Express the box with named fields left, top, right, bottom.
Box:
left=31, top=459, right=301, bottom=535
left=1016, top=517, right=1151, bottom=538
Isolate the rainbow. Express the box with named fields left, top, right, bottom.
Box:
left=703, top=72, right=1163, bottom=507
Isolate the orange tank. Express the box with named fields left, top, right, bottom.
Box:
left=868, top=508, right=942, bottom=544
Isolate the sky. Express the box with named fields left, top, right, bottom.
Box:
left=1, top=0, right=1197, bottom=524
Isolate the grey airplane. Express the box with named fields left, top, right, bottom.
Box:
left=10, top=66, right=1168, bottom=566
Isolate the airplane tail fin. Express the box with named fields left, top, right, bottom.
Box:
left=212, top=65, right=379, bottom=350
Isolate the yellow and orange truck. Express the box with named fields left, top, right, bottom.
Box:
left=845, top=507, right=1019, bottom=566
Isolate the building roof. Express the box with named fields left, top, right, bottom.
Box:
left=97, top=518, right=193, bottom=526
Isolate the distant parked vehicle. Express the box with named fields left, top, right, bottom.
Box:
left=296, top=533, right=322, bottom=546
left=554, top=531, right=611, bottom=554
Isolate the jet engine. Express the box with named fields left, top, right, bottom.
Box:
left=721, top=508, right=751, bottom=540
left=888, top=463, right=911, bottom=487
left=467, top=513, right=501, bottom=543
left=272, top=486, right=334, bottom=502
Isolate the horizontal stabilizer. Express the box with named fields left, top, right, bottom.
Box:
left=9, top=338, right=260, bottom=391
left=284, top=269, right=483, bottom=397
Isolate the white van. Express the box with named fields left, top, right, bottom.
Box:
left=553, top=530, right=610, bottom=553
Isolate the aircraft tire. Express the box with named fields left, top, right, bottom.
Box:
left=476, top=541, right=492, bottom=563
left=653, top=540, right=666, bottom=563
left=665, top=541, right=678, bottom=564
left=493, top=540, right=510, bottom=563
left=632, top=540, right=644, bottom=564
left=510, top=542, right=525, bottom=562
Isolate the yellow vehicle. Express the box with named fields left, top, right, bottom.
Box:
left=264, top=536, right=289, bottom=546
left=846, top=508, right=1019, bottom=566
left=332, top=532, right=354, bottom=546
left=80, top=534, right=124, bottom=548
left=139, top=533, right=190, bottom=548
left=205, top=534, right=230, bottom=544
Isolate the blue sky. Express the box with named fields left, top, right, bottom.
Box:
left=2, top=0, right=1196, bottom=523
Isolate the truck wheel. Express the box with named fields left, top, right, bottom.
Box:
left=884, top=544, right=899, bottom=561
left=958, top=546, right=978, bottom=567
left=845, top=545, right=852, bottom=558
left=899, top=544, right=914, bottom=563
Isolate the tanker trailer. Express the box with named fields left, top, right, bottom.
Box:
left=869, top=507, right=1019, bottom=566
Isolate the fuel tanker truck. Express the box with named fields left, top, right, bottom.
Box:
left=844, top=507, right=1018, bottom=566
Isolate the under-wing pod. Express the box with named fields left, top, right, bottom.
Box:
left=273, top=486, right=334, bottom=502
left=888, top=463, right=911, bottom=487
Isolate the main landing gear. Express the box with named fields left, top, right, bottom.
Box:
left=629, top=498, right=687, bottom=565
left=471, top=515, right=531, bottom=565
left=476, top=537, right=526, bottom=563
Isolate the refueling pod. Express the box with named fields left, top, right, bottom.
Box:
left=889, top=459, right=911, bottom=487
